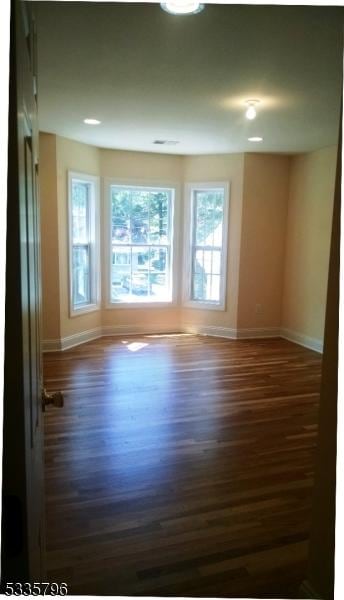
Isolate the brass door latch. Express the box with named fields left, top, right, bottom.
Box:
left=42, top=388, right=64, bottom=412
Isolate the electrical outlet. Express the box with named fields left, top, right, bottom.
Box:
left=255, top=303, right=263, bottom=314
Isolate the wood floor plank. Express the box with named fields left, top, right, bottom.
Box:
left=43, top=334, right=321, bottom=596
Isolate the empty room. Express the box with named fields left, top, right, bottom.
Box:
left=2, top=1, right=342, bottom=599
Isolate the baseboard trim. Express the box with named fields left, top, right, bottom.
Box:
left=43, top=324, right=324, bottom=354
left=43, top=325, right=184, bottom=352
left=183, top=324, right=237, bottom=339
left=236, top=327, right=281, bottom=339
left=280, top=327, right=323, bottom=354
left=60, top=327, right=103, bottom=351
left=299, top=579, right=322, bottom=599
left=42, top=338, right=62, bottom=352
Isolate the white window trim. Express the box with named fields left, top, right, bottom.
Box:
left=103, top=177, right=180, bottom=309
left=68, top=171, right=101, bottom=317
left=183, top=181, right=230, bottom=311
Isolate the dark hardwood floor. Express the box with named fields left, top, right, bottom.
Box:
left=43, top=334, right=322, bottom=597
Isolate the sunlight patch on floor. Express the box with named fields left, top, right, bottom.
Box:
left=126, top=342, right=149, bottom=352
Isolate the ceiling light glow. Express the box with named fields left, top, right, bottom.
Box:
left=245, top=99, right=260, bottom=120
left=161, top=0, right=204, bottom=15
left=248, top=137, right=263, bottom=142
left=83, top=118, right=101, bottom=125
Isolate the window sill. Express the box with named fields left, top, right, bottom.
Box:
left=105, top=300, right=175, bottom=310
left=70, top=303, right=100, bottom=318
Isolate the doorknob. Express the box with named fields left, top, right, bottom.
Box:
left=42, top=388, right=64, bottom=412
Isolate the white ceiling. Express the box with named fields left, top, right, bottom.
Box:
left=35, top=2, right=343, bottom=155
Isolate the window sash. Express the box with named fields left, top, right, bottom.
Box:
left=184, top=182, right=229, bottom=310
left=71, top=182, right=91, bottom=245
left=190, top=191, right=225, bottom=304
left=69, top=172, right=99, bottom=315
left=111, top=186, right=171, bottom=247
left=72, top=243, right=91, bottom=306
left=109, top=185, right=174, bottom=304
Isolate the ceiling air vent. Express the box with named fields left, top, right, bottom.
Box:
left=153, top=140, right=179, bottom=146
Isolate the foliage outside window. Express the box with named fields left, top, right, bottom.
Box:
left=109, top=185, right=174, bottom=304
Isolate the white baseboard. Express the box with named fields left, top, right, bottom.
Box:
left=183, top=323, right=237, bottom=338
left=43, top=325, right=183, bottom=352
left=183, top=324, right=280, bottom=340
left=60, top=327, right=102, bottom=351
left=299, top=579, right=322, bottom=599
left=236, top=327, right=281, bottom=339
left=42, top=338, right=62, bottom=352
left=280, top=327, right=323, bottom=354
left=43, top=324, right=324, bottom=354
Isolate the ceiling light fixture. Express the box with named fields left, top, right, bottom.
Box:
left=161, top=0, right=204, bottom=15
left=83, top=118, right=101, bottom=125
left=245, top=99, right=260, bottom=120
left=248, top=136, right=263, bottom=142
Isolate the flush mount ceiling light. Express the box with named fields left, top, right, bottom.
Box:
left=161, top=0, right=204, bottom=15
left=245, top=99, right=260, bottom=120
left=248, top=136, right=263, bottom=142
left=83, top=118, right=101, bottom=125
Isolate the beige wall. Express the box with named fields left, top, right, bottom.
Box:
left=237, top=153, right=290, bottom=329
left=181, top=154, right=245, bottom=331
left=39, top=134, right=336, bottom=349
left=39, top=132, right=61, bottom=341
left=282, top=146, right=337, bottom=342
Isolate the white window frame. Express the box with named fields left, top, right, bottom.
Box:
left=183, top=181, right=230, bottom=311
left=68, top=171, right=100, bottom=317
left=104, top=178, right=179, bottom=309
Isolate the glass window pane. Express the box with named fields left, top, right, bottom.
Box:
left=149, top=272, right=167, bottom=300
left=203, top=249, right=213, bottom=275
left=111, top=188, right=131, bottom=243
left=72, top=182, right=89, bottom=244
left=131, top=191, right=149, bottom=244
left=194, top=190, right=224, bottom=248
left=195, top=192, right=214, bottom=246
left=212, top=250, right=221, bottom=275
left=131, top=271, right=149, bottom=297
left=214, top=194, right=224, bottom=246
left=73, top=246, right=90, bottom=305
left=132, top=246, right=149, bottom=269
left=150, top=247, right=167, bottom=273
left=194, top=249, right=204, bottom=274
left=192, top=274, right=205, bottom=301
left=210, top=275, right=220, bottom=302
left=111, top=246, right=131, bottom=301
left=149, top=192, right=169, bottom=244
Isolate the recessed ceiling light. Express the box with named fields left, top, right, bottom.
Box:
left=161, top=1, right=204, bottom=15
left=248, top=137, right=263, bottom=142
left=83, top=118, right=101, bottom=125
left=245, top=99, right=260, bottom=120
